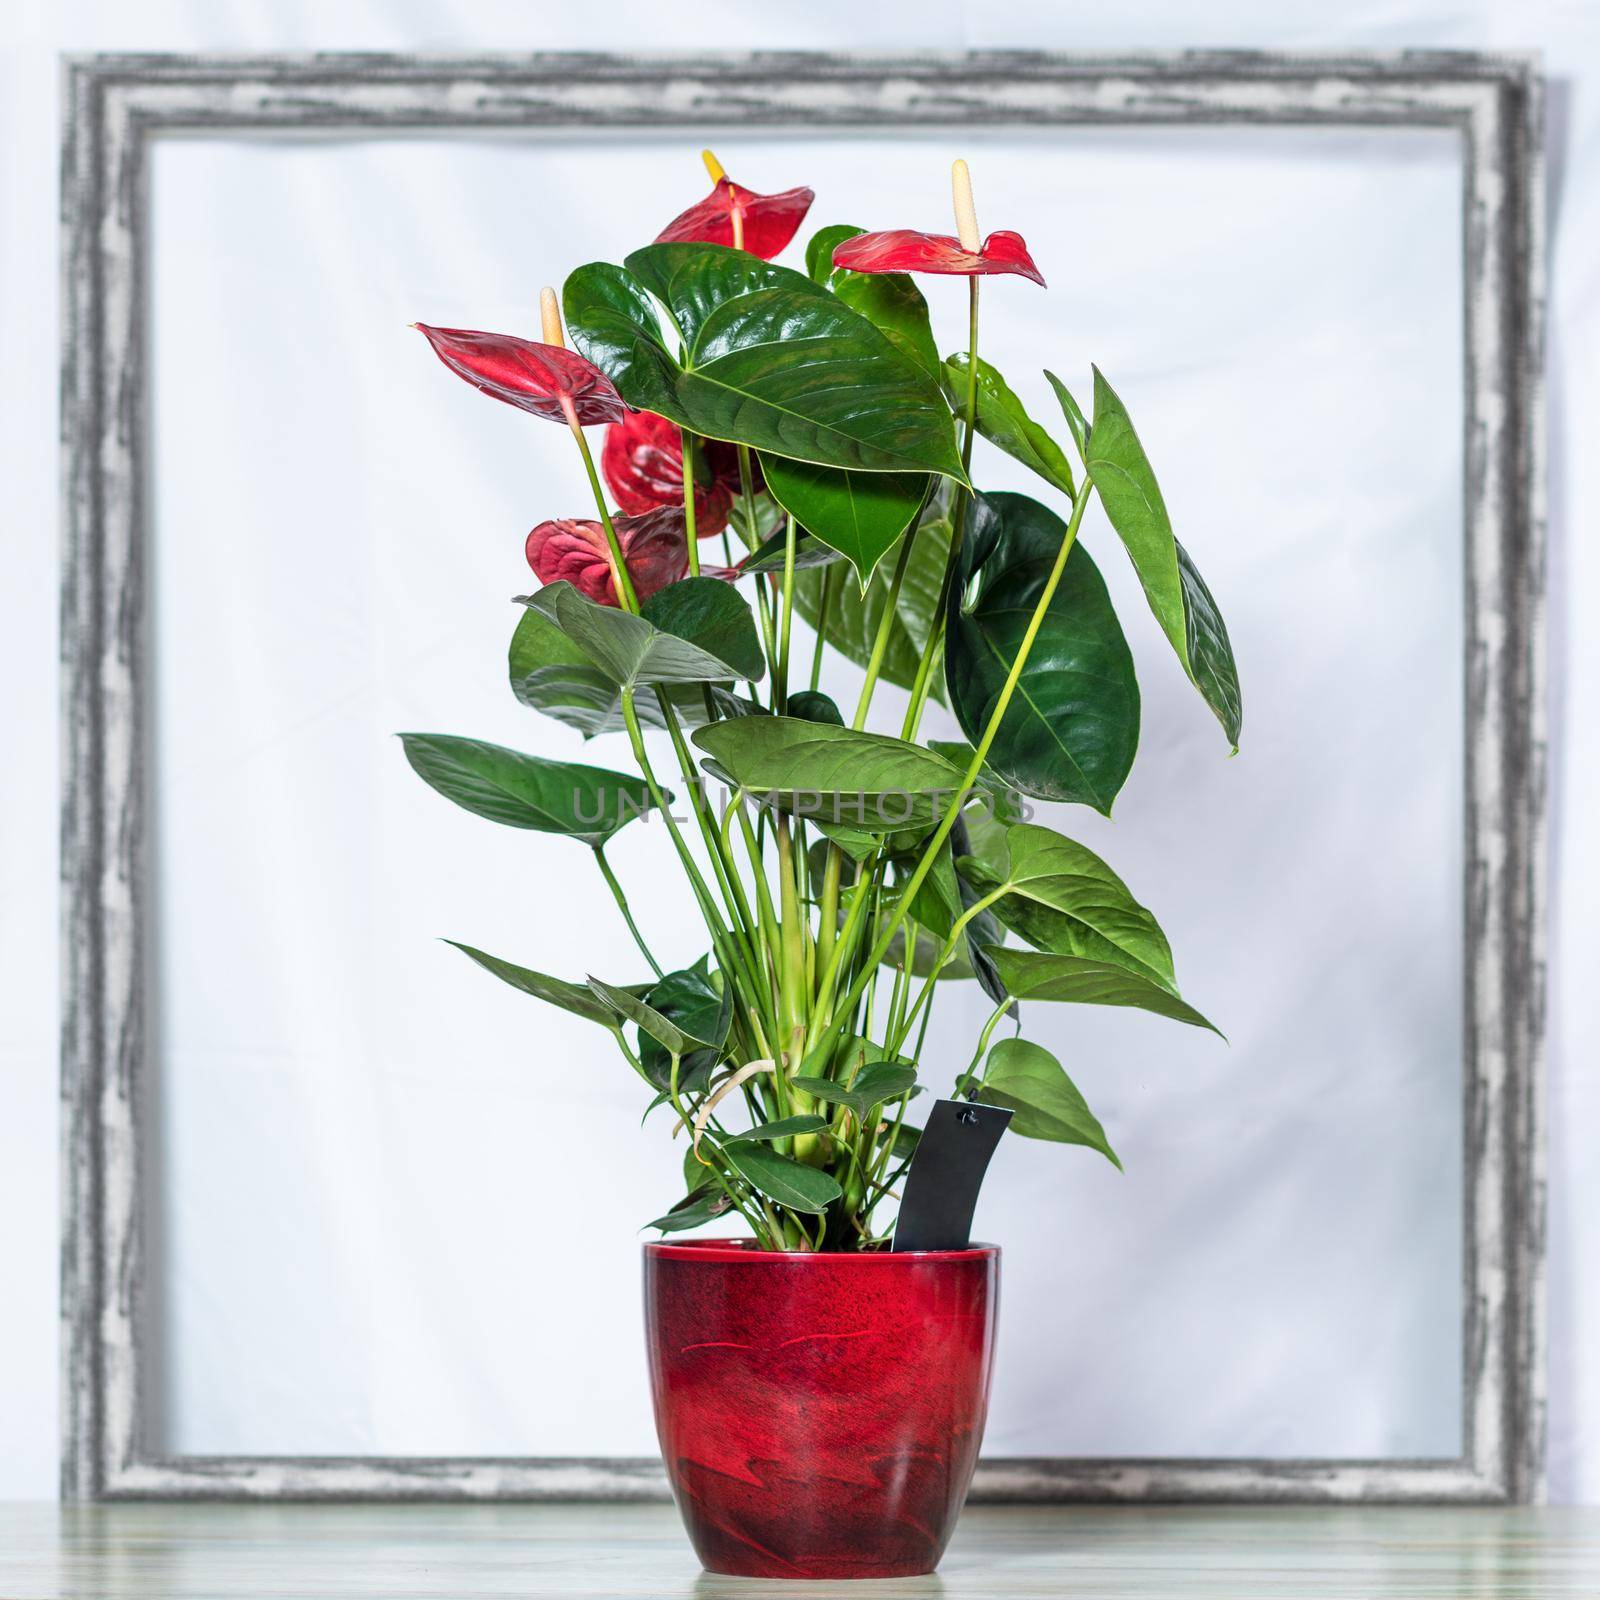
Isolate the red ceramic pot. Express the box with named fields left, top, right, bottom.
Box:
left=643, top=1238, right=1000, bottom=1580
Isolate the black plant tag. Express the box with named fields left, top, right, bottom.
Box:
left=891, top=1098, right=1013, bottom=1252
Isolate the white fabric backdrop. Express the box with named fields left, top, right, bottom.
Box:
left=2, top=0, right=1595, bottom=1498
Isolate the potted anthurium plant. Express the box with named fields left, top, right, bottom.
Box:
left=406, top=151, right=1241, bottom=1580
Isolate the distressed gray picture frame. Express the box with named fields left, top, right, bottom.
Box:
left=61, top=50, right=1546, bottom=1503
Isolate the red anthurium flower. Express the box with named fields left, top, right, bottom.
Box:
left=601, top=411, right=740, bottom=536
left=415, top=324, right=628, bottom=425
left=654, top=150, right=813, bottom=261
left=526, top=506, right=689, bottom=608
left=831, top=228, right=1046, bottom=287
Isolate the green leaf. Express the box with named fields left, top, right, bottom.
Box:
left=509, top=607, right=707, bottom=739
left=692, top=717, right=966, bottom=832
left=400, top=733, right=656, bottom=847
left=643, top=577, right=765, bottom=681
left=983, top=946, right=1220, bottom=1034
left=943, top=491, right=1139, bottom=814
left=824, top=230, right=941, bottom=377
left=444, top=942, right=618, bottom=1027
left=646, top=1185, right=736, bottom=1234
left=786, top=689, right=844, bottom=726
left=721, top=1143, right=844, bottom=1214
left=585, top=976, right=693, bottom=1056
left=794, top=491, right=952, bottom=701
left=636, top=967, right=732, bottom=1095
left=943, top=355, right=1076, bottom=497
left=1044, top=369, right=1089, bottom=458
left=927, top=740, right=1027, bottom=826
left=805, top=223, right=862, bottom=285
left=762, top=456, right=929, bottom=588
left=976, top=1037, right=1120, bottom=1168
left=724, top=1114, right=831, bottom=1144
left=738, top=526, right=848, bottom=574
left=790, top=1062, right=918, bottom=1121
left=957, top=822, right=1176, bottom=988
left=523, top=579, right=761, bottom=688
left=901, top=815, right=1013, bottom=1008
left=565, top=246, right=965, bottom=480
left=1087, top=367, right=1242, bottom=748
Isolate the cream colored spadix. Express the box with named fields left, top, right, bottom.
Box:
left=539, top=286, right=564, bottom=347
left=952, top=158, right=979, bottom=251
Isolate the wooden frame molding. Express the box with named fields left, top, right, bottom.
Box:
left=60, top=50, right=1546, bottom=1503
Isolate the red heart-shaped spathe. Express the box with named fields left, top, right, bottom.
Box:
left=525, top=506, right=691, bottom=608
left=655, top=177, right=814, bottom=261
left=831, top=228, right=1045, bottom=287
left=416, top=325, right=628, bottom=425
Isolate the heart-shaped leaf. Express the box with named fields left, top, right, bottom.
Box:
left=944, top=491, right=1139, bottom=814
left=762, top=456, right=929, bottom=588
left=565, top=245, right=964, bottom=481
left=523, top=578, right=761, bottom=688
left=509, top=608, right=709, bottom=738
left=976, top=1037, right=1120, bottom=1167
left=400, top=733, right=657, bottom=847
left=724, top=1114, right=831, bottom=1144
left=793, top=492, right=952, bottom=699
left=926, top=740, right=1027, bottom=826
left=957, top=822, right=1176, bottom=987
left=1085, top=366, right=1242, bottom=748
left=790, top=1062, right=918, bottom=1121
left=444, top=942, right=618, bottom=1028
left=692, top=717, right=967, bottom=832
left=644, top=577, right=765, bottom=680
left=721, top=1143, right=844, bottom=1214
left=944, top=355, right=1076, bottom=497
left=983, top=946, right=1219, bottom=1034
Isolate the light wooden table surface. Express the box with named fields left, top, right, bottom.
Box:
left=1, top=1502, right=1595, bottom=1598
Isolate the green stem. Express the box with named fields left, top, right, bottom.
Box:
left=809, top=565, right=836, bottom=691
left=680, top=427, right=701, bottom=578
left=565, top=407, right=638, bottom=613
left=593, top=846, right=663, bottom=979
left=776, top=514, right=798, bottom=713
left=851, top=532, right=916, bottom=730
left=890, top=884, right=1008, bottom=1056
left=808, top=474, right=1095, bottom=1074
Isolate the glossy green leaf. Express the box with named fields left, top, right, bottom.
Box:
left=976, top=1037, right=1120, bottom=1167
left=905, top=814, right=1013, bottom=1008
left=444, top=942, right=618, bottom=1028
left=786, top=689, right=844, bottom=726
left=943, top=355, right=1076, bottom=497
left=565, top=246, right=965, bottom=480
left=1044, top=369, right=1089, bottom=458
left=636, top=966, right=732, bottom=1095
left=508, top=608, right=708, bottom=738
left=790, top=1062, right=918, bottom=1121
left=643, top=577, right=765, bottom=681
left=692, top=717, right=966, bottom=832
left=762, top=456, right=928, bottom=588
left=805, top=223, right=862, bottom=285
left=957, top=822, right=1176, bottom=988
left=794, top=493, right=952, bottom=700
left=725, top=1114, right=831, bottom=1144
left=944, top=491, right=1139, bottom=814
left=523, top=579, right=761, bottom=688
left=1087, top=367, right=1242, bottom=748
left=983, top=946, right=1220, bottom=1034
left=721, top=1143, right=844, bottom=1214
left=400, top=734, right=656, bottom=847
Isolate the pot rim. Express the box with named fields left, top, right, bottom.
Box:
left=643, top=1237, right=1000, bottom=1264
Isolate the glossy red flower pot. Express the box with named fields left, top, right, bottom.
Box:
left=644, top=1238, right=1000, bottom=1579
